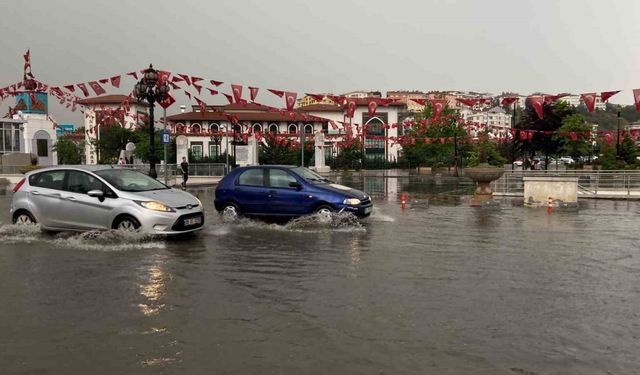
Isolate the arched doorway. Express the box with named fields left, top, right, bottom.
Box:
left=33, top=130, right=53, bottom=166
left=364, top=117, right=385, bottom=163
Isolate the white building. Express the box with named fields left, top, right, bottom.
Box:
left=558, top=94, right=606, bottom=110
left=76, top=95, right=149, bottom=164
left=9, top=91, right=58, bottom=165
left=466, top=106, right=513, bottom=138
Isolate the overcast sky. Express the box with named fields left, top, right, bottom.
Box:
left=1, top=0, right=638, bottom=124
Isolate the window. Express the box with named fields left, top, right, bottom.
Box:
left=30, top=170, right=66, bottom=190
left=237, top=169, right=264, bottom=187
left=269, top=124, right=278, bottom=134
left=209, top=143, right=219, bottom=158
left=36, top=139, right=48, bottom=157
left=191, top=143, right=203, bottom=160
left=253, top=123, right=262, bottom=133
left=269, top=169, right=297, bottom=188
left=95, top=169, right=168, bottom=192
left=66, top=171, right=104, bottom=194
left=304, top=124, right=313, bottom=134
left=288, top=124, right=297, bottom=134
left=191, top=124, right=201, bottom=133
left=210, top=123, right=219, bottom=133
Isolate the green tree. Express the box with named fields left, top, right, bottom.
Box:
left=53, top=136, right=84, bottom=164
left=619, top=132, right=638, bottom=165
left=554, top=114, right=592, bottom=162
left=94, top=125, right=138, bottom=164
left=468, top=131, right=506, bottom=167
left=598, top=141, right=620, bottom=170
left=259, top=134, right=300, bottom=165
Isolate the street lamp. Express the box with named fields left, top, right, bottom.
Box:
left=134, top=64, right=170, bottom=179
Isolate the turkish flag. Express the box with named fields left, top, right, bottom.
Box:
left=457, top=98, right=476, bottom=107
left=529, top=96, right=545, bottom=119
left=601, top=90, right=620, bottom=102
left=193, top=83, right=202, bottom=94
left=178, top=74, right=192, bottom=85
left=207, top=88, right=219, bottom=96
left=527, top=131, right=534, bottom=141
left=64, top=85, right=75, bottom=93
left=77, top=83, right=90, bottom=97
left=172, top=76, right=184, bottom=83
left=346, top=98, right=357, bottom=118
left=368, top=99, right=378, bottom=117
left=110, top=76, right=121, bottom=88
left=581, top=93, right=597, bottom=112
left=328, top=95, right=346, bottom=105
left=410, top=98, right=428, bottom=106
left=99, top=79, right=109, bottom=84
left=184, top=91, right=192, bottom=100
left=158, top=92, right=176, bottom=109
left=210, top=80, right=223, bottom=87
left=195, top=97, right=207, bottom=114
left=224, top=93, right=234, bottom=104
left=231, top=84, right=243, bottom=103
left=127, top=71, right=138, bottom=80
left=268, top=89, right=284, bottom=98
left=501, top=97, right=518, bottom=107
left=285, top=92, right=297, bottom=111
left=88, top=81, right=106, bottom=96
left=633, top=89, right=640, bottom=112
left=191, top=76, right=203, bottom=85
left=249, top=87, right=259, bottom=101
left=380, top=98, right=397, bottom=106
left=431, top=99, right=446, bottom=117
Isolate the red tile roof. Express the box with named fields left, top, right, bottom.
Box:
left=166, top=110, right=328, bottom=123
left=76, top=95, right=143, bottom=106
left=297, top=104, right=343, bottom=112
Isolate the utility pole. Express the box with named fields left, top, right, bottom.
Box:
left=163, top=107, right=168, bottom=185
left=300, top=124, right=305, bottom=167
left=616, top=108, right=621, bottom=158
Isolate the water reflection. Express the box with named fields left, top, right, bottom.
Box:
left=138, top=256, right=169, bottom=316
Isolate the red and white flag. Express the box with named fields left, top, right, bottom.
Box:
left=633, top=89, right=640, bottom=112
left=601, top=90, right=620, bottom=102
left=431, top=99, right=447, bottom=117
left=64, top=85, right=75, bottom=93
left=328, top=95, right=347, bottom=105
left=501, top=97, right=518, bottom=107
left=88, top=81, right=106, bottom=96
left=207, top=88, right=219, bottom=96
left=368, top=99, right=378, bottom=117
left=158, top=92, right=176, bottom=109
left=127, top=71, right=138, bottom=80
left=231, top=84, right=243, bottom=103
left=285, top=92, right=297, bottom=111
left=76, top=83, right=90, bottom=97
left=210, top=80, right=223, bottom=87
left=346, top=98, right=357, bottom=118
left=580, top=93, right=597, bottom=112
left=249, top=87, right=259, bottom=101
left=529, top=96, right=545, bottom=119
left=268, top=89, right=284, bottom=98
left=410, top=98, right=428, bottom=106
left=224, top=93, right=234, bottom=104
left=178, top=74, right=192, bottom=85
left=306, top=93, right=325, bottom=102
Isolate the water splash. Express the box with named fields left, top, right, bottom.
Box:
left=368, top=208, right=396, bottom=222
left=215, top=212, right=365, bottom=233
left=52, top=230, right=166, bottom=251
left=0, top=223, right=43, bottom=243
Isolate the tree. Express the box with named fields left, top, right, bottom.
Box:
left=619, top=132, right=638, bottom=165
left=53, top=136, right=84, bottom=164
left=554, top=113, right=592, bottom=162
left=93, top=125, right=138, bottom=164
left=468, top=131, right=506, bottom=167
left=400, top=102, right=471, bottom=168
left=259, top=134, right=299, bottom=165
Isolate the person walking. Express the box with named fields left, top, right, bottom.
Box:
left=118, top=157, right=126, bottom=166
left=180, top=156, right=189, bottom=189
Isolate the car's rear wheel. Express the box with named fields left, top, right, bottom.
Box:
left=13, top=210, right=36, bottom=225
left=221, top=203, right=241, bottom=222
left=113, top=215, right=140, bottom=232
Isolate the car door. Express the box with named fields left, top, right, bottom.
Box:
left=60, top=170, right=116, bottom=230
left=26, top=170, right=68, bottom=228
left=267, top=168, right=310, bottom=216
left=234, top=168, right=268, bottom=215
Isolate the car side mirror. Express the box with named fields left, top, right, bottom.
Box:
left=87, top=189, right=105, bottom=201
left=289, top=181, right=302, bottom=190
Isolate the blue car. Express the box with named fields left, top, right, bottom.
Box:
left=214, top=166, right=373, bottom=219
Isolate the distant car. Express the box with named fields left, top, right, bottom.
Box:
left=559, top=157, right=575, bottom=164
left=512, top=159, right=523, bottom=167
left=214, top=166, right=373, bottom=220
left=11, top=166, right=204, bottom=234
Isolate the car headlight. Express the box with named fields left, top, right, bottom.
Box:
left=137, top=201, right=174, bottom=212
left=343, top=198, right=361, bottom=206
left=195, top=197, right=202, bottom=207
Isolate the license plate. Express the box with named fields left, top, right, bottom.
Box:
left=364, top=207, right=372, bottom=214
left=184, top=217, right=202, bottom=226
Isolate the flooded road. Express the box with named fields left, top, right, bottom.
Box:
left=1, top=176, right=639, bottom=374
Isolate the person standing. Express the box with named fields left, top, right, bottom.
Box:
left=180, top=156, right=189, bottom=189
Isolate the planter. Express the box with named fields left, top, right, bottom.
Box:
left=464, top=165, right=504, bottom=206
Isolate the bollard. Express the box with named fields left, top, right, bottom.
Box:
left=401, top=192, right=406, bottom=210
left=547, top=196, right=554, bottom=214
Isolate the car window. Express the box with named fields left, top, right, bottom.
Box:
left=269, top=169, right=297, bottom=188
left=237, top=169, right=264, bottom=187
left=95, top=169, right=168, bottom=192
left=30, top=170, right=66, bottom=190
left=65, top=171, right=104, bottom=194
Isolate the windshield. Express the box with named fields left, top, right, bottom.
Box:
left=95, top=169, right=169, bottom=192
left=291, top=167, right=330, bottom=184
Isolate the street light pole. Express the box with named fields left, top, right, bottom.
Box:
left=134, top=64, right=170, bottom=179
left=163, top=106, right=167, bottom=185
left=616, top=108, right=621, bottom=158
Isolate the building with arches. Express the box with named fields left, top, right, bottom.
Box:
left=166, top=103, right=328, bottom=164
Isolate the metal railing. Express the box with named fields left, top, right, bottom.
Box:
left=129, top=163, right=228, bottom=177
left=492, top=170, right=640, bottom=199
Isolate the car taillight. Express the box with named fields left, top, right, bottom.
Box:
left=13, top=178, right=25, bottom=193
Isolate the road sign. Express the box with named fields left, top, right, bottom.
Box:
left=161, top=130, right=171, bottom=145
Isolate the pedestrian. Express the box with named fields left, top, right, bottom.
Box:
left=180, top=156, right=189, bottom=189
left=118, top=157, right=126, bottom=166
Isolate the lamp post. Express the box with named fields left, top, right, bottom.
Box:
left=616, top=108, right=621, bottom=158
left=134, top=64, right=170, bottom=179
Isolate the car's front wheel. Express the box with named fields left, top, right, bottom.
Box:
left=221, top=203, right=241, bottom=222
left=113, top=215, right=140, bottom=232
left=13, top=210, right=36, bottom=225
left=314, top=205, right=334, bottom=215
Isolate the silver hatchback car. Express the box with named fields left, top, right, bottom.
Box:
left=11, top=166, right=204, bottom=235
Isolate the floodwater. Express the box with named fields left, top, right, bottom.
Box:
left=1, top=175, right=639, bottom=374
